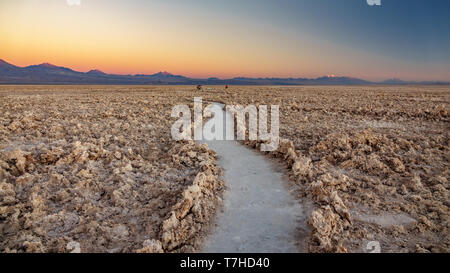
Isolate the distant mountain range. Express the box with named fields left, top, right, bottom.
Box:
left=0, top=59, right=448, bottom=85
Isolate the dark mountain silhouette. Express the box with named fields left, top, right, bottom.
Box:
left=153, top=71, right=172, bottom=76
left=0, top=59, right=19, bottom=71
left=0, top=59, right=448, bottom=85
left=86, top=69, right=107, bottom=75
left=380, top=78, right=408, bottom=84
left=379, top=78, right=450, bottom=85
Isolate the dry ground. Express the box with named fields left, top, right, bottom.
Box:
left=0, top=85, right=448, bottom=253
left=206, top=85, right=449, bottom=253
left=0, top=86, right=224, bottom=253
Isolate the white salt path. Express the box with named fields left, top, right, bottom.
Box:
left=199, top=103, right=304, bottom=253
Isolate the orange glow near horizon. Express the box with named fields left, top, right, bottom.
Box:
left=0, top=0, right=313, bottom=78
left=1, top=0, right=449, bottom=81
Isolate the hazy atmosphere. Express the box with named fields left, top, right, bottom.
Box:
left=1, top=0, right=449, bottom=80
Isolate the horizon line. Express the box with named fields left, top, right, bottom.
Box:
left=1, top=58, right=449, bottom=83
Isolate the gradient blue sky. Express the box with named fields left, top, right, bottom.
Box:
left=1, top=0, right=449, bottom=80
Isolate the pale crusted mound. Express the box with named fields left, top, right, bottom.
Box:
left=0, top=86, right=223, bottom=253
left=212, top=85, right=449, bottom=253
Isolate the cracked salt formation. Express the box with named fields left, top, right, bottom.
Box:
left=0, top=86, right=224, bottom=253
left=0, top=85, right=448, bottom=253
left=205, top=85, right=449, bottom=253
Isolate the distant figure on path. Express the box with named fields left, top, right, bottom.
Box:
left=197, top=85, right=202, bottom=91
left=225, top=85, right=228, bottom=89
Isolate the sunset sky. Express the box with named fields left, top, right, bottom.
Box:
left=1, top=0, right=449, bottom=81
